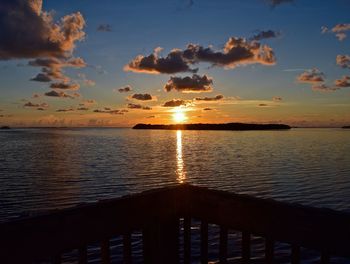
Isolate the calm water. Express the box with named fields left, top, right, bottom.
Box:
left=1, top=128, right=350, bottom=262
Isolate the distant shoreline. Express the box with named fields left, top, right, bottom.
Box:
left=133, top=123, right=291, bottom=131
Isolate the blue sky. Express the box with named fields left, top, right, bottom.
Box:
left=0, top=0, right=349, bottom=127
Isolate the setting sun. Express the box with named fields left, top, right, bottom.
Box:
left=173, top=109, right=187, bottom=123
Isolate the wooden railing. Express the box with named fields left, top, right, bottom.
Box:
left=1, top=184, right=350, bottom=263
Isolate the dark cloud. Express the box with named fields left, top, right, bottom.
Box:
left=195, top=94, right=224, bottom=101
left=336, top=55, right=350, bottom=69
left=131, top=93, right=154, bottom=101
left=272, top=96, right=282, bottom=102
left=117, top=85, right=132, bottom=93
left=125, top=37, right=276, bottom=74
left=77, top=107, right=89, bottom=111
left=203, top=108, right=213, bottom=111
left=56, top=107, right=75, bottom=112
left=0, top=0, right=85, bottom=60
left=182, top=37, right=276, bottom=68
left=162, top=99, right=188, bottom=107
left=164, top=74, right=213, bottom=93
left=127, top=103, right=152, bottom=110
left=50, top=82, right=80, bottom=90
left=97, top=24, right=112, bottom=32
left=251, top=30, right=280, bottom=41
left=23, top=101, right=49, bottom=110
left=30, top=73, right=52, bottom=82
left=258, top=103, right=268, bottom=107
left=125, top=47, right=197, bottom=74
left=297, top=68, right=325, bottom=83
left=32, top=93, right=40, bottom=98
left=44, top=90, right=74, bottom=98
left=93, top=108, right=124, bottom=114
left=334, top=76, right=350, bottom=88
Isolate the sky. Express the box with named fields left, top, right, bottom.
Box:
left=0, top=0, right=349, bottom=127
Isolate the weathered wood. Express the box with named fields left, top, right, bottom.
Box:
left=183, top=217, right=191, bottom=264
left=78, top=245, right=87, bottom=264
left=265, top=238, right=274, bottom=264
left=291, top=244, right=300, bottom=264
left=321, top=251, right=330, bottom=264
left=186, top=185, right=350, bottom=258
left=101, top=239, right=111, bottom=264
left=242, top=231, right=250, bottom=263
left=200, top=220, right=208, bottom=264
left=123, top=233, right=132, bottom=264
left=219, top=226, right=228, bottom=263
left=142, top=217, right=179, bottom=264
left=1, top=184, right=350, bottom=263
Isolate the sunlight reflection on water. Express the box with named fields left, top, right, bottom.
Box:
left=176, top=130, right=186, bottom=183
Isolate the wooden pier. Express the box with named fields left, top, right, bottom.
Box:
left=1, top=184, right=350, bottom=263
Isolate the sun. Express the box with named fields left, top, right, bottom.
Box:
left=173, top=108, right=187, bottom=123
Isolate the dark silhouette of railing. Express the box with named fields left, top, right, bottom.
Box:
left=1, top=184, right=350, bottom=263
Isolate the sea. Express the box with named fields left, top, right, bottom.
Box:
left=1, top=128, right=350, bottom=263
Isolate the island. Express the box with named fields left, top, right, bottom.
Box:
left=133, top=123, right=291, bottom=131
left=0, top=126, right=10, bottom=130
left=342, top=126, right=350, bottom=129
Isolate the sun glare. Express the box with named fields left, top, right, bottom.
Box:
left=173, top=109, right=187, bottom=123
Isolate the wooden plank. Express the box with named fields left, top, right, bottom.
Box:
left=123, top=233, right=132, bottom=264
left=265, top=238, right=274, bottom=264
left=101, top=239, right=110, bottom=264
left=187, top=185, right=350, bottom=258
left=291, top=244, right=300, bottom=264
left=78, top=245, right=87, bottom=264
left=183, top=217, right=191, bottom=264
left=200, top=220, right=208, bottom=264
left=321, top=251, right=330, bottom=264
left=219, top=226, right=228, bottom=263
left=142, top=217, right=179, bottom=264
left=242, top=231, right=250, bottom=263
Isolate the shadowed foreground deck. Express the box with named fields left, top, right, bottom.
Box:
left=1, top=184, right=350, bottom=263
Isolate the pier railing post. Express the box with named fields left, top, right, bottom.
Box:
left=142, top=216, right=179, bottom=264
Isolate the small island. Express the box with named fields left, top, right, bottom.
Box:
left=133, top=123, right=291, bottom=131
left=342, top=126, right=350, bottom=129
left=0, top=126, right=11, bottom=130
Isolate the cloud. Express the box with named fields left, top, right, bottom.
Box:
left=311, top=84, right=339, bottom=92
left=334, top=76, right=350, bottom=88
left=203, top=108, right=213, bottom=111
left=80, top=99, right=97, bottom=106
left=336, top=55, right=350, bottom=69
left=56, top=107, right=75, bottom=112
left=272, top=96, right=282, bottom=102
left=31, top=73, right=52, bottom=82
left=265, top=0, right=294, bottom=8
left=127, top=103, right=152, bottom=110
left=23, top=101, right=49, bottom=110
left=164, top=74, right=213, bottom=93
left=50, top=82, right=80, bottom=90
left=77, top=73, right=95, bottom=86
left=77, top=107, right=89, bottom=111
left=125, top=37, right=276, bottom=74
left=182, top=37, right=276, bottom=68
left=297, top=68, right=325, bottom=83
left=258, top=103, right=269, bottom=107
left=32, top=93, right=41, bottom=98
left=195, top=94, right=224, bottom=101
left=251, top=30, right=280, bottom=41
left=162, top=99, right=189, bottom=107
left=117, top=85, right=132, bottom=93
left=0, top=0, right=85, bottom=60
left=124, top=47, right=197, bottom=74
left=323, top=23, right=350, bottom=41
left=130, top=93, right=155, bottom=101
left=97, top=24, right=112, bottom=32
left=44, top=90, right=74, bottom=98
left=93, top=108, right=125, bottom=114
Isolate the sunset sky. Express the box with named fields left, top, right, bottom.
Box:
left=0, top=0, right=349, bottom=127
